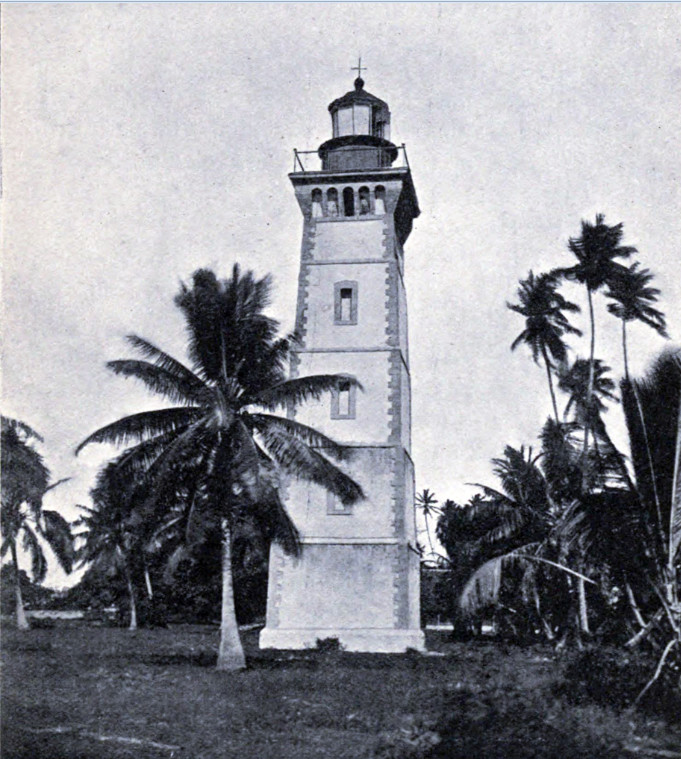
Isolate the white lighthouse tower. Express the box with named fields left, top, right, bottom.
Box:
left=260, top=71, right=424, bottom=653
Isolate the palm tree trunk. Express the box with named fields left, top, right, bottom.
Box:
left=541, top=345, right=560, bottom=422
left=217, top=519, right=246, bottom=671
left=621, top=319, right=629, bottom=381
left=124, top=568, right=137, bottom=631
left=578, top=575, right=590, bottom=635
left=144, top=562, right=153, bottom=599
left=11, top=543, right=30, bottom=631
left=424, top=516, right=435, bottom=558
left=582, top=287, right=596, bottom=490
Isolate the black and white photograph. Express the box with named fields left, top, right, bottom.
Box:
left=1, top=3, right=680, bottom=757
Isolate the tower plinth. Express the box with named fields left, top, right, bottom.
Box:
left=260, top=76, right=424, bottom=653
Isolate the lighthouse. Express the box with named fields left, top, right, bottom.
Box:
left=260, top=71, right=424, bottom=653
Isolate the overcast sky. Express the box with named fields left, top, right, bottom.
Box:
left=2, top=3, right=680, bottom=586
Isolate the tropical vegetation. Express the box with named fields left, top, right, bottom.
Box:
left=2, top=214, right=677, bottom=718
left=76, top=265, right=363, bottom=669
left=434, top=214, right=679, bottom=706
left=1, top=416, right=73, bottom=629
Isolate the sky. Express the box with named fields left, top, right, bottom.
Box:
left=2, top=3, right=680, bottom=586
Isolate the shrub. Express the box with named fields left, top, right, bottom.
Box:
left=558, top=645, right=681, bottom=722
left=315, top=637, right=343, bottom=653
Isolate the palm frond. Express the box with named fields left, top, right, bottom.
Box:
left=246, top=463, right=302, bottom=557
left=22, top=523, right=47, bottom=583
left=622, top=349, right=681, bottom=565
left=76, top=407, right=202, bottom=454
left=107, top=429, right=187, bottom=483
left=125, top=335, right=207, bottom=394
left=175, top=267, right=280, bottom=384
left=184, top=484, right=222, bottom=552
left=1, top=416, right=44, bottom=443
left=556, top=215, right=637, bottom=291
left=39, top=510, right=74, bottom=573
left=605, top=263, right=668, bottom=337
left=107, top=360, right=207, bottom=405
left=459, top=555, right=505, bottom=616
left=162, top=544, right=191, bottom=582
left=256, top=422, right=363, bottom=505
left=2, top=419, right=51, bottom=510
left=250, top=374, right=362, bottom=412
left=248, top=413, right=352, bottom=461
left=459, top=549, right=596, bottom=618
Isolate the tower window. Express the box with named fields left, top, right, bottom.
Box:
left=358, top=186, right=371, bottom=215
left=342, top=187, right=355, bottom=217
left=326, top=187, right=339, bottom=217
left=338, top=381, right=351, bottom=415
left=334, top=280, right=358, bottom=325
left=331, top=376, right=357, bottom=420
left=374, top=186, right=386, bottom=216
left=311, top=188, right=323, bottom=218
left=327, top=490, right=353, bottom=515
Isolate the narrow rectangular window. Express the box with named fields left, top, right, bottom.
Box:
left=340, top=288, right=352, bottom=321
left=334, top=281, right=358, bottom=325
left=331, top=376, right=356, bottom=419
left=338, top=380, right=351, bottom=416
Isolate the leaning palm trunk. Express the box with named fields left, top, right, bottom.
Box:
left=143, top=562, right=153, bottom=599
left=217, top=519, right=246, bottom=671
left=11, top=543, right=30, bottom=631
left=541, top=345, right=560, bottom=423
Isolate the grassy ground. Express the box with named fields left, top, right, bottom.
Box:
left=2, top=625, right=679, bottom=759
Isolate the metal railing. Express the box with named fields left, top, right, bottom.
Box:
left=292, top=143, right=411, bottom=173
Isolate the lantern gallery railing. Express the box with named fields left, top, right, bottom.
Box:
left=292, top=144, right=411, bottom=174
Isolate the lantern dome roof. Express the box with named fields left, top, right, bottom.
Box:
left=328, top=77, right=389, bottom=113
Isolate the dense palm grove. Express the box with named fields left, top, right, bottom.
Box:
left=424, top=215, right=680, bottom=707
left=2, top=215, right=679, bottom=705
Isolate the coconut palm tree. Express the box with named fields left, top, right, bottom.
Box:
left=73, top=462, right=142, bottom=630
left=457, top=447, right=562, bottom=629
left=456, top=439, right=610, bottom=641
left=415, top=488, right=440, bottom=562
left=553, top=215, right=636, bottom=479
left=1, top=416, right=73, bottom=629
left=508, top=271, right=582, bottom=421
left=605, top=262, right=668, bottom=380
left=77, top=266, right=363, bottom=670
